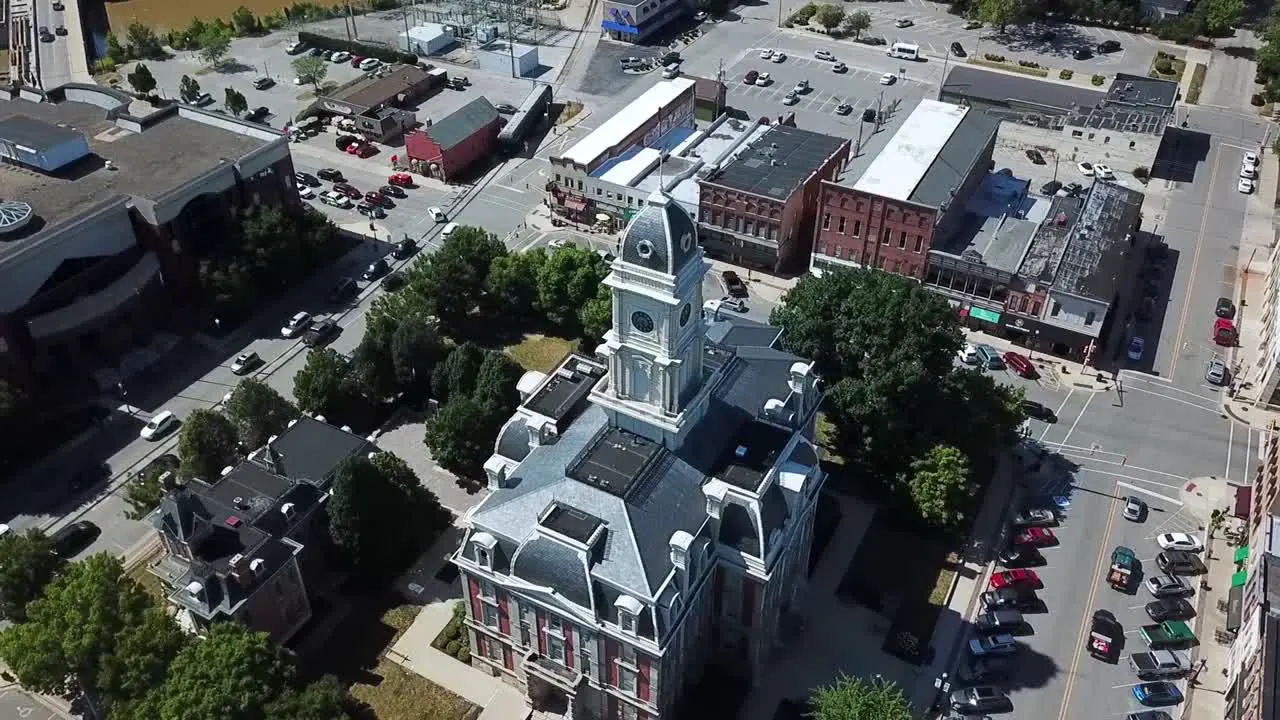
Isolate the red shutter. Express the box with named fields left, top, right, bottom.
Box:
left=563, top=623, right=575, bottom=670
left=606, top=638, right=619, bottom=687
left=467, top=577, right=483, bottom=621
left=536, top=611, right=547, bottom=654
left=637, top=654, right=651, bottom=702
left=498, top=593, right=511, bottom=636
left=503, top=646, right=514, bottom=670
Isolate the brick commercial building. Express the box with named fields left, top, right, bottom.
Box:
left=810, top=100, right=999, bottom=280
left=453, top=194, right=825, bottom=719
left=697, top=124, right=849, bottom=274
left=404, top=97, right=501, bottom=182
left=317, top=64, right=440, bottom=140
left=0, top=84, right=296, bottom=403
left=1230, top=425, right=1280, bottom=720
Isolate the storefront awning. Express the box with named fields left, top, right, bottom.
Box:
left=562, top=196, right=588, bottom=211
left=601, top=20, right=639, bottom=34
left=1232, top=569, right=1249, bottom=588
left=1236, top=545, right=1250, bottom=563
left=1235, top=484, right=1253, bottom=519
left=1227, top=584, right=1244, bottom=631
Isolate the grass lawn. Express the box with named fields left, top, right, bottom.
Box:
left=504, top=334, right=576, bottom=373
left=126, top=547, right=168, bottom=606
left=349, top=658, right=480, bottom=720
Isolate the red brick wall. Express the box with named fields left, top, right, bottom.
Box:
left=498, top=593, right=510, bottom=636
left=606, top=638, right=619, bottom=687
left=637, top=654, right=651, bottom=702
left=814, top=184, right=936, bottom=279
left=468, top=576, right=483, bottom=620
left=563, top=620, right=574, bottom=670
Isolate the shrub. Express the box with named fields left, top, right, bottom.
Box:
left=1154, top=57, right=1174, bottom=74
left=457, top=645, right=471, bottom=663
left=1133, top=166, right=1149, bottom=180
left=1091, top=74, right=1106, bottom=86
left=1060, top=69, right=1074, bottom=79
left=445, top=640, right=461, bottom=655
left=1252, top=93, right=1266, bottom=107
left=984, top=53, right=1006, bottom=62
left=1186, top=62, right=1207, bottom=104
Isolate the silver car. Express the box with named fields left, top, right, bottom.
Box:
left=1206, top=356, right=1228, bottom=385
left=1123, top=495, right=1146, bottom=521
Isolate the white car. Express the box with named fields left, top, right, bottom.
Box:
left=330, top=51, right=351, bottom=63
left=140, top=410, right=179, bottom=441
left=298, top=185, right=315, bottom=199
left=794, top=79, right=809, bottom=93
left=755, top=72, right=772, bottom=86
left=441, top=222, right=460, bottom=239
left=895, top=18, right=914, bottom=27
left=1077, top=162, right=1094, bottom=177
left=880, top=73, right=896, bottom=85
left=281, top=311, right=313, bottom=338
left=759, top=48, right=773, bottom=60
left=358, top=57, right=381, bottom=71
left=957, top=344, right=981, bottom=365
left=1094, top=164, right=1114, bottom=180
left=782, top=92, right=798, bottom=105
left=1245, top=151, right=1259, bottom=166
left=693, top=10, right=707, bottom=20
left=293, top=76, right=309, bottom=86
left=814, top=49, right=836, bottom=61
left=1241, top=164, right=1257, bottom=180
left=1240, top=177, right=1255, bottom=194
left=771, top=52, right=786, bottom=63
left=428, top=206, right=447, bottom=223
left=230, top=351, right=261, bottom=375
left=1157, top=533, right=1203, bottom=553
left=968, top=634, right=1016, bottom=657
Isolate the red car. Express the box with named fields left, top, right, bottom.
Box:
left=990, top=569, right=1041, bottom=590
left=350, top=54, right=365, bottom=67
left=364, top=190, right=390, bottom=207
left=1214, top=318, right=1237, bottom=346
left=1014, top=527, right=1056, bottom=547
left=387, top=173, right=413, bottom=187
left=1003, top=351, right=1037, bottom=379
left=333, top=182, right=361, bottom=200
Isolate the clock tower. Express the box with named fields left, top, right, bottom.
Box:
left=591, top=192, right=710, bottom=448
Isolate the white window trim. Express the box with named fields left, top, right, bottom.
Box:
left=619, top=610, right=637, bottom=635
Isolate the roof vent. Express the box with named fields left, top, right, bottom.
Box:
left=225, top=516, right=242, bottom=528
left=1125, top=82, right=1134, bottom=91
left=287, top=419, right=299, bottom=427
left=104, top=160, right=117, bottom=171
left=267, top=435, right=278, bottom=444
left=233, top=496, right=243, bottom=505
left=281, top=502, right=296, bottom=518
left=735, top=445, right=748, bottom=459
left=341, top=425, right=352, bottom=432
left=315, top=415, right=326, bottom=423
left=185, top=581, right=203, bottom=596
left=249, top=558, right=265, bottom=575
left=229, top=553, right=245, bottom=567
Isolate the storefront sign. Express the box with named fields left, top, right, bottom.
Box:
left=969, top=307, right=1001, bottom=324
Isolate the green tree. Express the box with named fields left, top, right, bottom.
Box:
left=842, top=9, right=872, bottom=38
left=263, top=676, right=347, bottom=720
left=0, top=555, right=162, bottom=716
left=430, top=342, right=486, bottom=404
left=1197, top=0, right=1243, bottom=35
left=290, top=55, right=327, bottom=89
left=223, top=377, right=299, bottom=449
left=0, top=529, right=65, bottom=622
left=969, top=0, right=1025, bottom=32
left=292, top=348, right=363, bottom=421
left=579, top=282, right=612, bottom=343
left=328, top=453, right=448, bottom=582
left=810, top=674, right=913, bottom=720
left=486, top=248, right=546, bottom=318
left=223, top=87, right=247, bottom=116
left=537, top=244, right=608, bottom=331
left=473, top=350, right=523, bottom=415
left=127, top=63, right=157, bottom=95
left=176, top=408, right=240, bottom=481
left=814, top=3, right=846, bottom=31
left=352, top=331, right=400, bottom=402
left=425, top=396, right=497, bottom=477
left=198, top=26, right=232, bottom=68
left=106, top=33, right=128, bottom=63
left=178, top=74, right=201, bottom=103
left=95, top=608, right=189, bottom=713
left=391, top=315, right=446, bottom=397
left=229, top=5, right=260, bottom=35
left=124, top=455, right=179, bottom=520
left=178, top=18, right=208, bottom=49
left=125, top=21, right=165, bottom=59
left=418, top=227, right=507, bottom=331
left=145, top=623, right=298, bottom=720
left=938, top=370, right=1026, bottom=470
left=906, top=445, right=974, bottom=531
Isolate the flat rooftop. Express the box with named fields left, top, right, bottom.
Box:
left=933, top=173, right=1039, bottom=273
left=715, top=420, right=792, bottom=492
left=524, top=353, right=604, bottom=424
left=567, top=426, right=661, bottom=498
left=1053, top=181, right=1144, bottom=300
left=702, top=124, right=847, bottom=202
left=558, top=78, right=695, bottom=168
left=0, top=96, right=272, bottom=261
left=327, top=64, right=433, bottom=110
left=1106, top=73, right=1178, bottom=109
left=853, top=100, right=968, bottom=202
left=540, top=503, right=603, bottom=544
left=1020, top=193, right=1084, bottom=283
left=827, top=95, right=928, bottom=191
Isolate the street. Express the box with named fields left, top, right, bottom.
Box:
left=32, top=0, right=74, bottom=88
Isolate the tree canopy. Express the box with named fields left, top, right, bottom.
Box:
left=430, top=343, right=487, bottom=404
left=177, top=409, right=240, bottom=481
left=906, top=445, right=974, bottom=532
left=290, top=55, right=327, bottom=88
left=810, top=675, right=913, bottom=720
left=968, top=0, right=1025, bottom=31
left=293, top=348, right=362, bottom=421
left=486, top=249, right=546, bottom=319
left=178, top=74, right=201, bottom=103
left=224, top=377, right=299, bottom=449
left=198, top=26, right=232, bottom=68
left=537, top=245, right=609, bottom=331
left=579, top=283, right=612, bottom=344
left=425, top=396, right=499, bottom=477
left=0, top=529, right=65, bottom=622
left=417, top=227, right=507, bottom=331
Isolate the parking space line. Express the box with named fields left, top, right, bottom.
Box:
left=1116, top=481, right=1183, bottom=505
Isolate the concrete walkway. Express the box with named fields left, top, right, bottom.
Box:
left=1180, top=484, right=1237, bottom=720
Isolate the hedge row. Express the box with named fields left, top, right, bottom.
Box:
left=296, top=30, right=418, bottom=66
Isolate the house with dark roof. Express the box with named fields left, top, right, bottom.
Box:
left=811, top=100, right=999, bottom=282
left=149, top=416, right=372, bottom=643
left=404, top=97, right=501, bottom=182
left=453, top=192, right=824, bottom=719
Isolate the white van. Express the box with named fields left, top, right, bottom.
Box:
left=662, top=63, right=681, bottom=79
left=887, top=42, right=920, bottom=60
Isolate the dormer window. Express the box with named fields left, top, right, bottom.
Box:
left=471, top=531, right=498, bottom=571
left=476, top=547, right=490, bottom=568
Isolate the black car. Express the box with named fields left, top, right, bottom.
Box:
left=1157, top=550, right=1200, bottom=575
left=55, top=25, right=66, bottom=35
left=317, top=167, right=344, bottom=182
left=981, top=587, right=1039, bottom=611
left=392, top=237, right=419, bottom=259
left=1126, top=712, right=1173, bottom=720
left=1022, top=400, right=1056, bottom=423
left=722, top=270, right=748, bottom=298
left=252, top=77, right=275, bottom=90
left=1098, top=39, right=1122, bottom=53
left=949, top=41, right=966, bottom=57
left=974, top=609, right=1025, bottom=634
left=1040, top=180, right=1063, bottom=195
left=1216, top=297, right=1237, bottom=319
left=295, top=171, right=320, bottom=187
left=380, top=271, right=406, bottom=292
left=1073, top=47, right=1093, bottom=60
left=1064, top=181, right=1085, bottom=195
left=1145, top=598, right=1194, bottom=622
left=363, top=258, right=390, bottom=281
left=998, top=546, right=1044, bottom=568
left=379, top=184, right=407, bottom=198
left=50, top=521, right=99, bottom=557
left=327, top=277, right=358, bottom=304
left=245, top=106, right=270, bottom=122
left=303, top=319, right=340, bottom=347
left=495, top=102, right=518, bottom=115
left=949, top=686, right=1012, bottom=714
left=1025, top=148, right=1045, bottom=164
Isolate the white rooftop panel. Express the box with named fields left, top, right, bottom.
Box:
left=560, top=78, right=695, bottom=168
left=600, top=148, right=662, bottom=187
left=853, top=100, right=968, bottom=202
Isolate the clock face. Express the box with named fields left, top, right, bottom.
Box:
left=631, top=311, right=655, bottom=333
left=679, top=304, right=692, bottom=326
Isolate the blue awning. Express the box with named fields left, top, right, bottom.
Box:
left=601, top=20, right=639, bottom=34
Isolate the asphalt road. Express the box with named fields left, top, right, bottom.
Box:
left=32, top=0, right=73, bottom=88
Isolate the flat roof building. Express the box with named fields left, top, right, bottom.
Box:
left=553, top=78, right=695, bottom=171
left=317, top=64, right=439, bottom=140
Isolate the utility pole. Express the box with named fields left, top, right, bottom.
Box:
left=716, top=57, right=724, bottom=117
left=876, top=90, right=883, bottom=130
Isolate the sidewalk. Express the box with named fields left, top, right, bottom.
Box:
left=1180, top=526, right=1238, bottom=720
left=961, top=327, right=1115, bottom=392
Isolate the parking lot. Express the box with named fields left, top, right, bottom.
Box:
left=0, top=687, right=64, bottom=720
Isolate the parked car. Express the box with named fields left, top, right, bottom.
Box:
left=832, top=62, right=848, bottom=73
left=1098, top=39, right=1122, bottom=53
left=1157, top=533, right=1203, bottom=553
left=990, top=569, right=1041, bottom=590
left=295, top=171, right=320, bottom=187
left=999, top=546, right=1044, bottom=568
left=1145, top=598, right=1194, bottom=622
left=1239, top=177, right=1255, bottom=194
left=252, top=77, right=275, bottom=90
left=285, top=40, right=307, bottom=54
left=879, top=72, right=896, bottom=85
left=1126, top=713, right=1173, bottom=720
left=1216, top=296, right=1237, bottom=319
left=334, top=182, right=362, bottom=199
left=318, top=167, right=345, bottom=182
left=964, top=19, right=983, bottom=28
left=357, top=202, right=385, bottom=219
left=379, top=184, right=406, bottom=199
left=949, top=41, right=966, bottom=57
left=330, top=51, right=351, bottom=63
left=327, top=277, right=358, bottom=304
left=1214, top=318, right=1237, bottom=346
left=245, top=106, right=270, bottom=123
left=1011, top=509, right=1055, bottom=528
left=1123, top=495, right=1147, bottom=521
left=1025, top=148, right=1045, bottom=164
left=1156, top=550, right=1200, bottom=575
left=894, top=18, right=914, bottom=27
left=1021, top=400, right=1056, bottom=422
left=1078, top=161, right=1095, bottom=177
left=782, top=91, right=799, bottom=106
left=193, top=92, right=215, bottom=107
left=1146, top=574, right=1193, bottom=598
left=140, top=410, right=179, bottom=440
left=50, top=521, right=99, bottom=557
left=1073, top=47, right=1093, bottom=60
left=835, top=102, right=852, bottom=115
left=1003, top=351, right=1036, bottom=378
left=974, top=609, right=1025, bottom=634
left=358, top=57, right=381, bottom=71
left=281, top=311, right=313, bottom=338
left=771, top=52, right=786, bottom=63
left=1127, top=336, right=1146, bottom=361
left=495, top=102, right=518, bottom=114
left=1095, top=164, right=1114, bottom=180
left=974, top=344, right=1003, bottom=369
left=1014, top=527, right=1056, bottom=547
left=722, top=270, right=748, bottom=297
left=230, top=351, right=262, bottom=375
left=363, top=258, right=390, bottom=281
left=393, top=237, right=419, bottom=259
left=1132, top=682, right=1183, bottom=707
left=1040, top=180, right=1063, bottom=195
left=1205, top=356, right=1229, bottom=386
left=968, top=634, right=1017, bottom=657
left=957, top=344, right=981, bottom=365
left=364, top=190, right=392, bottom=207
left=387, top=172, right=413, bottom=187
left=441, top=222, right=460, bottom=239
left=303, top=319, right=340, bottom=348
left=744, top=69, right=759, bottom=84
left=320, top=191, right=352, bottom=209
left=814, top=49, right=836, bottom=61
left=949, top=686, right=1012, bottom=714
left=981, top=587, right=1040, bottom=611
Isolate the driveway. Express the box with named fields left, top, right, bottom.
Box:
left=374, top=418, right=485, bottom=517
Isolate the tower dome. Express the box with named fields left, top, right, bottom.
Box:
left=620, top=192, right=698, bottom=276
